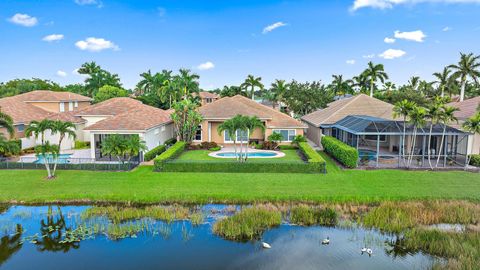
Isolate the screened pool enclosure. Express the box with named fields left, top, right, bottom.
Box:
left=321, top=115, right=470, bottom=168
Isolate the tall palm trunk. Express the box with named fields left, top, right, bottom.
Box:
left=435, top=125, right=447, bottom=168
left=370, top=78, right=374, bottom=97
left=401, top=116, right=407, bottom=166
left=460, top=77, right=466, bottom=102
left=427, top=125, right=434, bottom=169
left=52, top=135, right=64, bottom=177
left=408, top=127, right=418, bottom=167
left=441, top=85, right=445, bottom=98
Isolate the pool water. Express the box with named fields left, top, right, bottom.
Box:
left=358, top=150, right=377, bottom=161
left=34, top=154, right=72, bottom=164
left=216, top=152, right=278, bottom=158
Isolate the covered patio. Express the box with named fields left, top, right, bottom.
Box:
left=321, top=115, right=470, bottom=168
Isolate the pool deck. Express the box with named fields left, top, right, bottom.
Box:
left=208, top=147, right=285, bottom=158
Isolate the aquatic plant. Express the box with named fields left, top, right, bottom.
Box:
left=213, top=207, right=281, bottom=241
left=290, top=206, right=337, bottom=226
left=82, top=205, right=191, bottom=224
left=189, top=211, right=204, bottom=226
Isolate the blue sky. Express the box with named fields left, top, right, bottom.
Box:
left=1, top=0, right=480, bottom=90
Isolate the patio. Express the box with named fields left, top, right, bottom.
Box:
left=322, top=115, right=470, bottom=168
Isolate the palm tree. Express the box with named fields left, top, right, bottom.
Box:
left=383, top=81, right=396, bottom=92
left=77, top=61, right=101, bottom=75
left=433, top=67, right=452, bottom=98
left=125, top=135, right=147, bottom=162
left=352, top=74, right=368, bottom=93
left=426, top=99, right=444, bottom=169
left=25, top=120, right=55, bottom=145
left=269, top=79, right=288, bottom=110
left=393, top=100, right=416, bottom=165
left=241, top=75, right=264, bottom=100
left=361, top=62, right=389, bottom=97
left=51, top=121, right=76, bottom=175
left=407, top=76, right=420, bottom=91
left=0, top=108, right=14, bottom=139
left=463, top=112, right=480, bottom=167
left=177, top=69, right=200, bottom=98
left=243, top=116, right=265, bottom=161
left=0, top=134, right=20, bottom=157
left=101, top=134, right=127, bottom=163
left=449, top=52, right=480, bottom=102
left=330, top=75, right=353, bottom=97
left=407, top=106, right=427, bottom=167
left=435, top=106, right=459, bottom=168
left=218, top=119, right=239, bottom=160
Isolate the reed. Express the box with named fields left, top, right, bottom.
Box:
left=82, top=205, right=191, bottom=223
left=290, top=206, right=337, bottom=226
left=213, top=207, right=281, bottom=241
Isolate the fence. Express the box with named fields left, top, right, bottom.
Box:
left=0, top=157, right=139, bottom=171
left=158, top=159, right=327, bottom=174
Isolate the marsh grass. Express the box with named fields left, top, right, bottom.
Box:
left=361, top=201, right=480, bottom=233
left=401, top=229, right=480, bottom=270
left=213, top=207, right=281, bottom=241
left=82, top=205, right=191, bottom=223
left=189, top=212, right=204, bottom=226
left=290, top=206, right=337, bottom=226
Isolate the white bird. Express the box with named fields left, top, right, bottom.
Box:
left=366, top=248, right=373, bottom=256
left=361, top=247, right=367, bottom=253
left=261, top=242, right=271, bottom=249
left=321, top=237, right=330, bottom=245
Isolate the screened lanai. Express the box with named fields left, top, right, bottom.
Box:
left=321, top=115, right=470, bottom=168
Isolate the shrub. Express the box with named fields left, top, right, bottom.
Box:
left=321, top=136, right=358, bottom=168
left=213, top=207, right=281, bottom=241
left=209, top=146, right=221, bottom=151
left=153, top=141, right=187, bottom=171
left=21, top=147, right=36, bottom=154
left=469, top=154, right=480, bottom=167
left=74, top=141, right=90, bottom=149
left=200, top=141, right=218, bottom=149
left=267, top=132, right=283, bottom=144
left=164, top=138, right=177, bottom=147
left=144, top=145, right=166, bottom=161
left=261, top=141, right=278, bottom=150
left=292, top=135, right=307, bottom=145
left=298, top=142, right=325, bottom=165
left=254, top=143, right=263, bottom=150
left=278, top=145, right=298, bottom=150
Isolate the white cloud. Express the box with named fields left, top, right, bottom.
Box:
left=384, top=37, right=396, bottom=43
left=197, top=61, right=215, bottom=70
left=379, top=49, right=406, bottom=59
left=56, top=70, right=67, bottom=77
left=346, top=59, right=356, bottom=65
left=351, top=0, right=480, bottom=11
left=8, top=13, right=38, bottom=27
left=262, top=22, right=287, bottom=34
left=442, top=26, right=452, bottom=31
left=75, top=37, right=119, bottom=52
left=394, top=30, right=426, bottom=42
left=42, top=34, right=64, bottom=42
left=363, top=54, right=375, bottom=59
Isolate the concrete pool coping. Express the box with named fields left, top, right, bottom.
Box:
left=208, top=147, right=285, bottom=159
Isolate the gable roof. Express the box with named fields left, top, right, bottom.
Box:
left=0, top=96, right=51, bottom=124
left=16, top=90, right=92, bottom=102
left=197, top=91, right=219, bottom=99
left=301, top=94, right=394, bottom=127
left=447, top=96, right=480, bottom=121
left=83, top=98, right=172, bottom=131
left=75, top=97, right=143, bottom=116
left=199, top=95, right=306, bottom=128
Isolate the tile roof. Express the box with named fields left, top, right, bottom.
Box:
left=75, top=97, right=143, bottom=116
left=46, top=111, right=86, bottom=124
left=0, top=90, right=92, bottom=125
left=447, top=96, right=480, bottom=121
left=198, top=95, right=306, bottom=128
left=16, top=90, right=92, bottom=102
left=83, top=98, right=172, bottom=131
left=197, top=91, right=219, bottom=99
left=301, top=94, right=394, bottom=127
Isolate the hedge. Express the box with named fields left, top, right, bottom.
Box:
left=321, top=136, right=358, bottom=168
left=74, top=141, right=90, bottom=149
left=469, top=154, right=480, bottom=167
left=298, top=142, right=325, bottom=164
left=160, top=160, right=325, bottom=174
left=144, top=145, right=166, bottom=161
left=153, top=141, right=187, bottom=171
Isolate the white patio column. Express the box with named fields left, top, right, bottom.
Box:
left=90, top=133, right=96, bottom=160
left=376, top=134, right=380, bottom=167
left=208, top=122, right=212, bottom=142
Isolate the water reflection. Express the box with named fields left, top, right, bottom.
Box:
left=0, top=224, right=22, bottom=267
left=0, top=205, right=439, bottom=270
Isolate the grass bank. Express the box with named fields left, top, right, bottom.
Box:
left=0, top=163, right=479, bottom=204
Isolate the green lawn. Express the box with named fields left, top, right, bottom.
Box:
left=177, top=149, right=303, bottom=163
left=0, top=154, right=479, bottom=204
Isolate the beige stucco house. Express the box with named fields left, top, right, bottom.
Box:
left=448, top=96, right=480, bottom=155
left=196, top=95, right=306, bottom=145
left=194, top=91, right=220, bottom=106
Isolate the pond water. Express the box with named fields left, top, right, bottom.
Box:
left=0, top=205, right=439, bottom=270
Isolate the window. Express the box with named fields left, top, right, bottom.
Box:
left=16, top=124, right=25, bottom=132
left=194, top=125, right=202, bottom=141
left=68, top=102, right=74, bottom=111
left=224, top=129, right=248, bottom=143
left=364, top=135, right=386, bottom=142
left=74, top=101, right=78, bottom=108
left=59, top=102, right=65, bottom=112
left=206, top=98, right=213, bottom=103
left=272, top=129, right=296, bottom=142
left=154, top=128, right=160, bottom=135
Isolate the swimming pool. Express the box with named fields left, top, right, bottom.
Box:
left=35, top=154, right=72, bottom=164
left=358, top=149, right=377, bottom=160
left=210, top=151, right=283, bottom=158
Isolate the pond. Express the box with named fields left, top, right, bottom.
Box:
left=0, top=205, right=439, bottom=270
